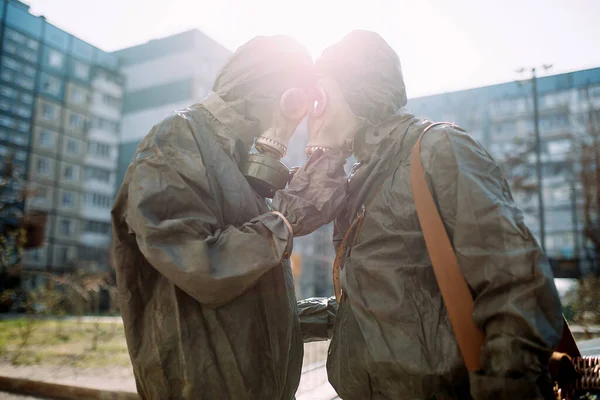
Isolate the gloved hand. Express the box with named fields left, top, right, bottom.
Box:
left=305, top=77, right=364, bottom=158
left=297, top=296, right=338, bottom=342
left=272, top=149, right=347, bottom=237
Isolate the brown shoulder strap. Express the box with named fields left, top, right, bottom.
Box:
left=410, top=123, right=581, bottom=373
left=409, top=122, right=484, bottom=372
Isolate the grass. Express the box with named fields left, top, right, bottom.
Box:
left=0, top=317, right=330, bottom=370
left=0, top=317, right=131, bottom=368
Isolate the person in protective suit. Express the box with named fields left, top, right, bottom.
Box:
left=298, top=30, right=564, bottom=400
left=111, top=35, right=348, bottom=400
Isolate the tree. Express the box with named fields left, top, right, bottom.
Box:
left=0, top=152, right=47, bottom=311
left=0, top=153, right=29, bottom=299
left=576, top=84, right=600, bottom=274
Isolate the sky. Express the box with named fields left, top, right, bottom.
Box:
left=25, top=0, right=600, bottom=98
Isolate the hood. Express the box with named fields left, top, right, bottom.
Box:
left=315, top=30, right=407, bottom=128
left=200, top=35, right=313, bottom=163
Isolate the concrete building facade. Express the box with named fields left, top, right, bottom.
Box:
left=113, top=30, right=231, bottom=186
left=0, top=0, right=124, bottom=285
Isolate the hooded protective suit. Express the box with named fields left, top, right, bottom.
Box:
left=298, top=31, right=564, bottom=400
left=111, top=36, right=347, bottom=400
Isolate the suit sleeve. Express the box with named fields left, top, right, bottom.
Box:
left=125, top=122, right=292, bottom=307
left=272, top=149, right=348, bottom=237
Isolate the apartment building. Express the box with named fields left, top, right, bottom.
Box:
left=0, top=0, right=124, bottom=286
left=113, top=29, right=231, bottom=185
left=408, top=67, right=600, bottom=278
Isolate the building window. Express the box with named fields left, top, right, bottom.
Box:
left=48, top=49, right=64, bottom=69
left=14, top=105, right=31, bottom=119
left=80, top=246, right=106, bottom=263
left=63, top=165, right=77, bottom=180
left=37, top=158, right=50, bottom=175
left=62, top=192, right=74, bottom=208
left=73, top=61, right=90, bottom=80
left=10, top=133, right=28, bottom=146
left=91, top=117, right=119, bottom=133
left=0, top=85, right=16, bottom=99
left=69, top=113, right=85, bottom=129
left=540, top=115, right=570, bottom=131
left=26, top=39, right=39, bottom=51
left=15, top=75, right=35, bottom=90
left=85, top=167, right=111, bottom=182
left=58, top=247, right=69, bottom=263
left=83, top=220, right=111, bottom=234
left=84, top=193, right=112, bottom=209
left=66, top=138, right=79, bottom=154
left=5, top=29, right=26, bottom=44
left=102, top=94, right=120, bottom=109
left=72, top=88, right=85, bottom=105
left=17, top=122, right=29, bottom=133
left=24, top=66, right=36, bottom=78
left=22, top=51, right=38, bottom=64
left=588, top=85, right=600, bottom=99
left=14, top=150, right=27, bottom=161
left=34, top=186, right=48, bottom=201
left=0, top=115, right=15, bottom=128
left=39, top=130, right=55, bottom=148
left=43, top=76, right=61, bottom=96
left=29, top=249, right=41, bottom=262
left=42, top=103, right=56, bottom=120
left=59, top=219, right=73, bottom=236
left=4, top=42, right=17, bottom=55
left=547, top=139, right=570, bottom=156
left=21, top=93, right=33, bottom=105
left=88, top=141, right=111, bottom=158
left=3, top=57, right=21, bottom=71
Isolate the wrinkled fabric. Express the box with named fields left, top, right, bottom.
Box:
left=314, top=31, right=412, bottom=163
left=315, top=30, right=407, bottom=127
left=272, top=149, right=348, bottom=237
left=297, top=296, right=338, bottom=343
left=111, top=36, right=325, bottom=400
left=310, top=119, right=564, bottom=400
left=213, top=36, right=314, bottom=110
left=299, top=30, right=564, bottom=400
left=112, top=105, right=301, bottom=400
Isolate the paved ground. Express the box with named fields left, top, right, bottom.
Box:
left=1, top=337, right=598, bottom=400
left=0, top=394, right=42, bottom=399
left=0, top=346, right=337, bottom=400
left=0, top=362, right=340, bottom=400
left=579, top=337, right=600, bottom=356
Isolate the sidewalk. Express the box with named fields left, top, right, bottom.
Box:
left=0, top=362, right=339, bottom=400
left=0, top=335, right=598, bottom=399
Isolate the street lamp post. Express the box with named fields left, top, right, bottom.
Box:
left=531, top=67, right=546, bottom=252
left=517, top=65, right=553, bottom=252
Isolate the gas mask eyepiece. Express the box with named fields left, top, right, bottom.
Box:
left=305, top=87, right=330, bottom=158
left=242, top=88, right=309, bottom=198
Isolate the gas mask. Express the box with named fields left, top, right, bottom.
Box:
left=242, top=88, right=310, bottom=198
left=305, top=77, right=365, bottom=159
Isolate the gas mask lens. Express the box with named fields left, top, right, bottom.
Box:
left=280, top=88, right=309, bottom=121
left=310, top=87, right=327, bottom=117
left=304, top=87, right=329, bottom=158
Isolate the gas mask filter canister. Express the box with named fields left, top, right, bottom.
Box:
left=242, top=88, right=309, bottom=198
